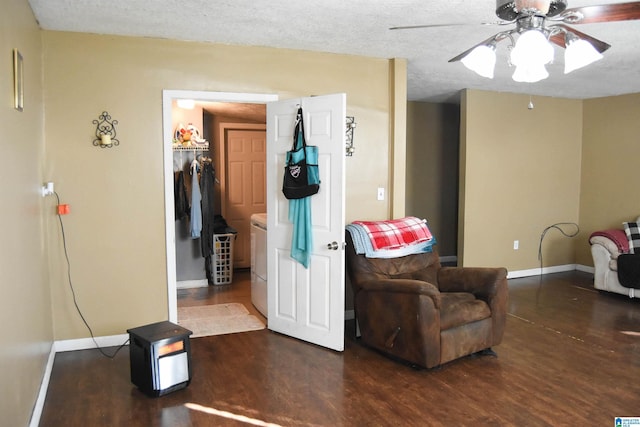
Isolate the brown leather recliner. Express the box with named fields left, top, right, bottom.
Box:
left=345, top=233, right=508, bottom=368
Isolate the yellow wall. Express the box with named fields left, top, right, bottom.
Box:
left=42, top=31, right=394, bottom=340
left=406, top=102, right=460, bottom=257
left=390, top=58, right=407, bottom=218
left=0, top=0, right=51, bottom=425
left=577, top=93, right=640, bottom=265
left=459, top=90, right=583, bottom=270
left=410, top=92, right=640, bottom=270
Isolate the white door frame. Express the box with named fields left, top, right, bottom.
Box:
left=162, top=90, right=278, bottom=322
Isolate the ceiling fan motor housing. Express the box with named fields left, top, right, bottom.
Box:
left=496, top=0, right=568, bottom=20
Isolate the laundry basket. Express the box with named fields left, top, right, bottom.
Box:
left=211, top=233, right=235, bottom=285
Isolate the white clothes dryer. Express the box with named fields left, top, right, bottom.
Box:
left=250, top=213, right=267, bottom=318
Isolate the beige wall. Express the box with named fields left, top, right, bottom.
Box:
left=411, top=91, right=640, bottom=270
left=577, top=93, right=640, bottom=265
left=42, top=31, right=394, bottom=340
left=406, top=102, right=460, bottom=257
left=390, top=58, right=407, bottom=218
left=459, top=90, right=583, bottom=270
left=0, top=0, right=51, bottom=425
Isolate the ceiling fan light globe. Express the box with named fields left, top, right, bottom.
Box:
left=564, top=39, right=604, bottom=74
left=512, top=64, right=549, bottom=83
left=461, top=45, right=497, bottom=79
left=511, top=30, right=554, bottom=67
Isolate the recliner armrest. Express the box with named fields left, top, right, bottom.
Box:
left=589, top=228, right=629, bottom=258
left=589, top=235, right=622, bottom=259
left=438, top=266, right=509, bottom=345
left=437, top=267, right=508, bottom=300
left=358, top=279, right=441, bottom=308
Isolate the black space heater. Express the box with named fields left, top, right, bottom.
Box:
left=127, top=321, right=193, bottom=397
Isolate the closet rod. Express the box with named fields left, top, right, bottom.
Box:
left=172, top=145, right=209, bottom=151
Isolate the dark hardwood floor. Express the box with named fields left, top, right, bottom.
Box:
left=40, top=271, right=640, bottom=426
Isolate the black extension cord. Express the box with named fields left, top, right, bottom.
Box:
left=54, top=192, right=129, bottom=359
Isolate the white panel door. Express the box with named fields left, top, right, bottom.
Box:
left=224, top=129, right=266, bottom=268
left=266, top=94, right=346, bottom=351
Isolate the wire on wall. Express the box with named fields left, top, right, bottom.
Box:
left=536, top=222, right=580, bottom=301
left=54, top=192, right=129, bottom=358
left=537, top=222, right=580, bottom=271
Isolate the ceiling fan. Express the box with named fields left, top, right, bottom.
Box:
left=391, top=0, right=640, bottom=82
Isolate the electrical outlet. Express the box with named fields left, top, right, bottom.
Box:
left=377, top=187, right=385, bottom=201
left=513, top=240, right=519, bottom=250
left=41, top=181, right=54, bottom=197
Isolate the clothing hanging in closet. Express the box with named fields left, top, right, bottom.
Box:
left=174, top=171, right=190, bottom=220
left=173, top=151, right=216, bottom=257
left=190, top=159, right=202, bottom=239
left=200, top=160, right=216, bottom=257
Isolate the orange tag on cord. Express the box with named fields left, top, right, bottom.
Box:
left=57, top=204, right=70, bottom=215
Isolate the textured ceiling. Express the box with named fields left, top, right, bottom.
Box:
left=28, top=0, right=640, bottom=103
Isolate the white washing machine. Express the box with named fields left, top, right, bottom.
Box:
left=250, top=213, right=267, bottom=318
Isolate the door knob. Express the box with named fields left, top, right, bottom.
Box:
left=327, top=241, right=339, bottom=250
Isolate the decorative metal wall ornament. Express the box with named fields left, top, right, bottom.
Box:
left=345, top=116, right=356, bottom=156
left=93, top=111, right=119, bottom=148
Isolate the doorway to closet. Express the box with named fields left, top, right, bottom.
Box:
left=162, top=90, right=277, bottom=328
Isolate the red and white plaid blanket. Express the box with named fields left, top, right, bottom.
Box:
left=590, top=229, right=629, bottom=253
left=352, top=216, right=432, bottom=251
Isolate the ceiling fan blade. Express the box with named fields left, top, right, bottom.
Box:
left=390, top=23, right=471, bottom=30
left=448, top=34, right=504, bottom=63
left=559, top=1, right=640, bottom=24
left=548, top=24, right=611, bottom=53
left=389, top=21, right=511, bottom=31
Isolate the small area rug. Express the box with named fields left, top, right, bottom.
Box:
left=177, top=303, right=265, bottom=338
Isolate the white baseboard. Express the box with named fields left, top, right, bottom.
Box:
left=507, top=263, right=595, bottom=279
left=576, top=264, right=594, bottom=274
left=29, top=344, right=56, bottom=427
left=177, top=279, right=208, bottom=289
left=54, top=333, right=130, bottom=353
